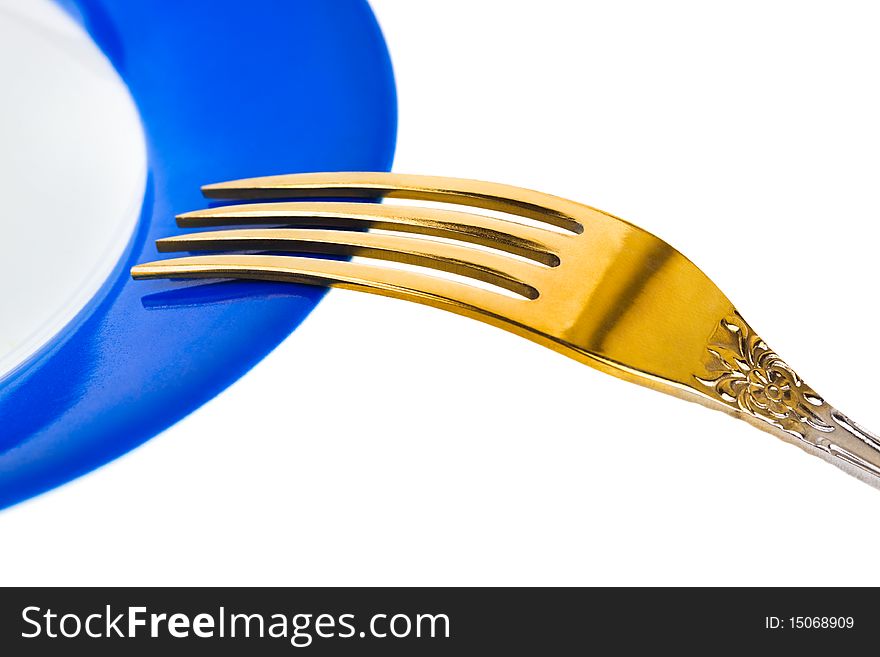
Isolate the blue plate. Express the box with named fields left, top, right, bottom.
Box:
left=0, top=0, right=397, bottom=509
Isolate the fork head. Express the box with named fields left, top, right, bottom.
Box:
left=131, top=172, right=736, bottom=404
left=132, top=172, right=880, bottom=484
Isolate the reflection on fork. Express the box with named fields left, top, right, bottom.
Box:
left=132, top=172, right=880, bottom=489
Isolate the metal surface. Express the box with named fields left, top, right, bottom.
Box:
left=132, top=172, right=880, bottom=487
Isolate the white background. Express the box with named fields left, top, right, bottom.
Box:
left=2, top=0, right=880, bottom=586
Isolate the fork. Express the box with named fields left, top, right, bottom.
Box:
left=131, top=172, right=880, bottom=487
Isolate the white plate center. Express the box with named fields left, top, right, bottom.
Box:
left=0, top=0, right=146, bottom=379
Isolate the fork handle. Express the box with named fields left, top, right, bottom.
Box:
left=802, top=409, right=880, bottom=485
left=750, top=400, right=880, bottom=486
left=696, top=312, right=880, bottom=486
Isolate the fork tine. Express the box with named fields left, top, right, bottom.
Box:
left=201, top=172, right=591, bottom=235
left=156, top=228, right=541, bottom=299
left=177, top=201, right=563, bottom=266
left=130, top=255, right=533, bottom=324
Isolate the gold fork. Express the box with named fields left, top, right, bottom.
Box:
left=131, top=172, right=880, bottom=487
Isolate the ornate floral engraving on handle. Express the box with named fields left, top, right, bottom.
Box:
left=696, top=312, right=832, bottom=439
left=696, top=313, right=880, bottom=480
